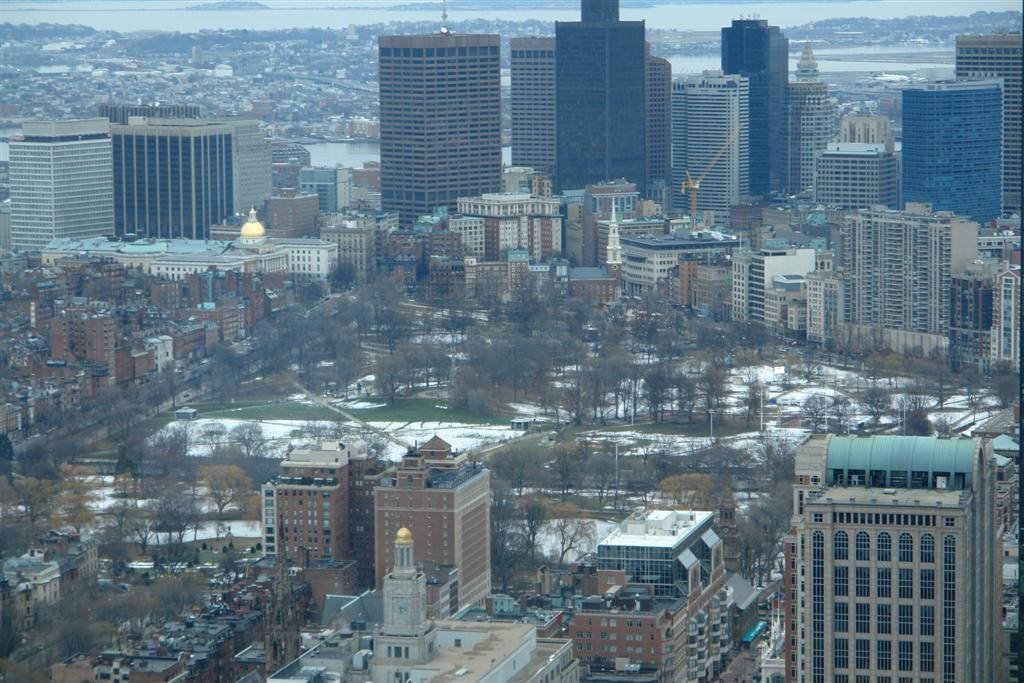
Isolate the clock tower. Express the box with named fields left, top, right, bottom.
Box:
left=373, top=528, right=436, bottom=682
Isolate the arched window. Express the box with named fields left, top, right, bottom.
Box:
left=856, top=531, right=870, bottom=561
left=834, top=530, right=848, bottom=560
left=877, top=532, right=891, bottom=562
left=920, top=533, right=935, bottom=563
left=898, top=533, right=913, bottom=563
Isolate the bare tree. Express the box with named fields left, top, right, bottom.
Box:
left=547, top=505, right=596, bottom=565
left=802, top=394, right=830, bottom=433
left=518, top=497, right=549, bottom=564
left=232, top=423, right=267, bottom=459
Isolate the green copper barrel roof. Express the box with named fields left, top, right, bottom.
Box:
left=826, top=436, right=977, bottom=476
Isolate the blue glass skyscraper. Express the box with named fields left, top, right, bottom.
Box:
left=721, top=19, right=789, bottom=197
left=902, top=80, right=1003, bottom=223
left=555, top=0, right=646, bottom=194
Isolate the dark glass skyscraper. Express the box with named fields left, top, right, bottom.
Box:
left=555, top=0, right=646, bottom=194
left=379, top=32, right=502, bottom=226
left=112, top=119, right=234, bottom=239
left=721, top=19, right=789, bottom=197
left=902, top=80, right=1003, bottom=223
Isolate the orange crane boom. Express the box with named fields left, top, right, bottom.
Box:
left=681, top=122, right=745, bottom=222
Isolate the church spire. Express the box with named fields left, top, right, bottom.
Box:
left=606, top=201, right=622, bottom=267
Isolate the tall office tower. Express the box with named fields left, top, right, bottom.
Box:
left=840, top=203, right=978, bottom=337
left=815, top=143, right=900, bottom=209
left=902, top=80, right=1003, bottom=223
left=261, top=439, right=383, bottom=587
left=510, top=37, right=556, bottom=173
left=956, top=33, right=1023, bottom=213
left=785, top=434, right=1000, bottom=683
left=98, top=103, right=202, bottom=125
left=379, top=32, right=501, bottom=226
left=730, top=247, right=815, bottom=323
left=948, top=260, right=1006, bottom=372
left=671, top=71, right=749, bottom=220
left=721, top=19, right=789, bottom=196
left=837, top=114, right=894, bottom=148
left=224, top=118, right=272, bottom=215
left=373, top=437, right=491, bottom=609
left=299, top=167, right=339, bottom=214
left=555, top=0, right=646, bottom=194
left=9, top=119, right=114, bottom=251
left=645, top=50, right=672, bottom=205
left=112, top=118, right=234, bottom=239
left=786, top=42, right=832, bottom=195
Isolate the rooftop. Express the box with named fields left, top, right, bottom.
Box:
left=808, top=486, right=966, bottom=509
left=825, top=435, right=979, bottom=489
left=599, top=509, right=713, bottom=548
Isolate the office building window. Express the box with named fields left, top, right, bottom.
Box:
left=921, top=568, right=935, bottom=600
left=898, top=533, right=913, bottom=562
left=856, top=567, right=870, bottom=597
left=898, top=605, right=913, bottom=635
left=855, top=639, right=870, bottom=669
left=878, top=604, right=891, bottom=634
left=834, top=566, right=848, bottom=596
left=877, top=639, right=891, bottom=670
left=899, top=568, right=913, bottom=599
left=833, top=637, right=848, bottom=669
left=898, top=641, right=913, bottom=671
left=877, top=532, right=891, bottom=561
left=920, top=533, right=934, bottom=563
left=834, top=602, right=848, bottom=632
left=834, top=531, right=848, bottom=560
left=855, top=603, right=869, bottom=633
left=855, top=532, right=870, bottom=561
left=877, top=567, right=891, bottom=598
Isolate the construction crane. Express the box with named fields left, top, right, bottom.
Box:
left=681, top=122, right=745, bottom=223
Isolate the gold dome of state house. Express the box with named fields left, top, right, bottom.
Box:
left=395, top=527, right=414, bottom=544
left=239, top=207, right=266, bottom=239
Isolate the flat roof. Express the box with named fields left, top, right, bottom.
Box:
left=809, top=486, right=966, bottom=509
left=599, top=509, right=713, bottom=548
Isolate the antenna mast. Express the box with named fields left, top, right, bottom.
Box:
left=441, top=0, right=449, bottom=30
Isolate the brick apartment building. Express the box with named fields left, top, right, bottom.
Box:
left=374, top=436, right=491, bottom=610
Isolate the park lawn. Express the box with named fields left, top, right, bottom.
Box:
left=630, top=417, right=750, bottom=438
left=346, top=398, right=511, bottom=425
left=198, top=401, right=342, bottom=422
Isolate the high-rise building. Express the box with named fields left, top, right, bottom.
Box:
left=9, top=119, right=114, bottom=251
left=586, top=509, right=730, bottom=681
left=299, top=167, right=339, bottom=214
left=731, top=247, right=816, bottom=323
left=112, top=118, right=235, bottom=239
left=948, top=260, right=1008, bottom=372
left=786, top=42, right=832, bottom=195
left=261, top=439, right=383, bottom=588
left=373, top=437, right=491, bottom=609
left=902, top=80, right=1003, bottom=223
left=815, top=143, right=900, bottom=210
left=672, top=71, right=749, bottom=220
left=645, top=50, right=672, bottom=204
left=837, top=114, right=894, bottom=148
left=956, top=33, right=1023, bottom=213
left=721, top=19, right=788, bottom=196
left=379, top=32, right=502, bottom=226
left=449, top=192, right=562, bottom=262
left=98, top=103, right=202, bottom=125
left=510, top=37, right=556, bottom=174
left=224, top=117, right=272, bottom=215
left=555, top=0, right=646, bottom=193
left=991, top=266, right=1021, bottom=370
left=785, top=434, right=1000, bottom=683
left=839, top=203, right=978, bottom=337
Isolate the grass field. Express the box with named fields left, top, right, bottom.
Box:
left=198, top=401, right=342, bottom=422
left=346, top=398, right=511, bottom=425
